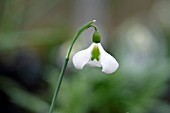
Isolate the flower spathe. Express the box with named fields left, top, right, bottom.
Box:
left=73, top=43, right=119, bottom=74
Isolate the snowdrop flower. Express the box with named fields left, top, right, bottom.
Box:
left=73, top=31, right=119, bottom=74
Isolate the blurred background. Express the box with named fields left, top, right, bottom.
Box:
left=0, top=0, right=170, bottom=113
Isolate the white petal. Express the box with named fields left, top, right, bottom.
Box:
left=98, top=43, right=119, bottom=74
left=87, top=59, right=101, bottom=67
left=73, top=43, right=95, bottom=69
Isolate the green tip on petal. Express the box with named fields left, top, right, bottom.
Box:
left=92, top=31, right=101, bottom=43
left=91, top=45, right=100, bottom=61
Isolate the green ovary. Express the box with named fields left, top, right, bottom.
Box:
left=91, top=45, right=100, bottom=61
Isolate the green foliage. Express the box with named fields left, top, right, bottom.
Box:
left=0, top=76, right=49, bottom=113
left=57, top=63, right=170, bottom=113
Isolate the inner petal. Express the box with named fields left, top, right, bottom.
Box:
left=91, top=44, right=100, bottom=61
left=87, top=59, right=101, bottom=67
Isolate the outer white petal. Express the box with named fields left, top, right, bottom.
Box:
left=98, top=43, right=119, bottom=74
left=87, top=59, right=101, bottom=67
left=73, top=43, right=95, bottom=69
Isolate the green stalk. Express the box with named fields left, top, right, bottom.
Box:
left=49, top=20, right=96, bottom=113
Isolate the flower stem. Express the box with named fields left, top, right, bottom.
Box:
left=48, top=20, right=96, bottom=113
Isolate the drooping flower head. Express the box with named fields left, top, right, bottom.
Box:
left=73, top=29, right=119, bottom=74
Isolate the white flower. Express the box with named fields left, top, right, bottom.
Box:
left=72, top=43, right=119, bottom=74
